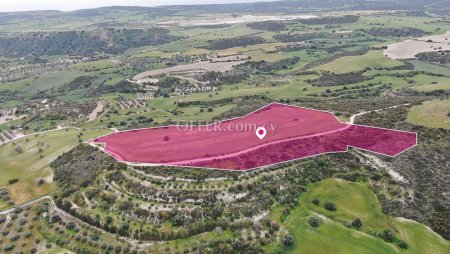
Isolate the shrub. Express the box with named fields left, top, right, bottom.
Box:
left=380, top=229, right=395, bottom=242
left=8, top=179, right=19, bottom=185
left=308, top=216, right=320, bottom=227
left=282, top=235, right=294, bottom=246
left=312, top=199, right=320, bottom=205
left=66, top=222, right=77, bottom=230
left=397, top=240, right=408, bottom=249
left=3, top=244, right=14, bottom=251
left=324, top=202, right=337, bottom=211
left=11, top=234, right=20, bottom=241
left=351, top=217, right=362, bottom=229
left=50, top=214, right=61, bottom=223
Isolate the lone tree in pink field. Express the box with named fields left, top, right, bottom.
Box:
left=92, top=103, right=417, bottom=171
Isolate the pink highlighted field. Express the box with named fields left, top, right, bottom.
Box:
left=92, top=103, right=417, bottom=170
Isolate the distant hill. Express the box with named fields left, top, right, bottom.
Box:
left=0, top=28, right=182, bottom=57
left=1, top=0, right=450, bottom=24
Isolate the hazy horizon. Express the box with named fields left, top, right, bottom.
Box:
left=0, top=0, right=276, bottom=12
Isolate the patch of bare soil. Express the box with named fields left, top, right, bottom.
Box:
left=384, top=31, right=450, bottom=59
left=133, top=56, right=248, bottom=81
left=179, top=14, right=318, bottom=26
left=87, top=101, right=105, bottom=122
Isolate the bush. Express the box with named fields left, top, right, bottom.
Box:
left=282, top=235, right=294, bottom=246
left=50, top=215, right=61, bottom=223
left=380, top=229, right=395, bottom=242
left=397, top=240, right=408, bottom=249
left=351, top=217, right=362, bottom=229
left=324, top=202, right=337, bottom=211
left=308, top=216, right=320, bottom=227
left=312, top=199, right=320, bottom=205
left=66, top=222, right=77, bottom=230
left=3, top=244, right=14, bottom=251
left=8, top=179, right=19, bottom=185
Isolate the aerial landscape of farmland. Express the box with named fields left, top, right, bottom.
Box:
left=0, top=0, right=449, bottom=253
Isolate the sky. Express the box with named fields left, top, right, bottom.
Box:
left=0, top=0, right=275, bottom=12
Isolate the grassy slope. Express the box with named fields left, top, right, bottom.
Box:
left=408, top=74, right=450, bottom=92
left=312, top=50, right=404, bottom=74
left=410, top=60, right=450, bottom=76
left=282, top=179, right=450, bottom=254
left=406, top=99, right=450, bottom=129
left=22, top=71, right=83, bottom=96
left=285, top=207, right=398, bottom=254
left=68, top=59, right=118, bottom=71
left=0, top=128, right=110, bottom=206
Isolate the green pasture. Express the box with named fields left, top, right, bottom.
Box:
left=281, top=179, right=450, bottom=254
left=407, top=99, right=450, bottom=129
left=0, top=127, right=110, bottom=206
left=312, top=50, right=404, bottom=74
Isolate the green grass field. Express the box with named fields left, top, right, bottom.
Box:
left=0, top=77, right=33, bottom=92
left=408, top=74, right=450, bottom=92
left=312, top=50, right=404, bottom=74
left=244, top=49, right=287, bottom=62
left=301, top=179, right=388, bottom=232
left=281, top=179, right=450, bottom=254
left=407, top=99, right=450, bottom=129
left=0, top=200, right=8, bottom=210
left=69, top=59, right=118, bottom=71
left=22, top=70, right=83, bottom=96
left=0, top=127, right=110, bottom=206
left=410, top=60, right=450, bottom=76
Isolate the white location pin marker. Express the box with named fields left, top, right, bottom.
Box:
left=256, top=127, right=267, bottom=140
